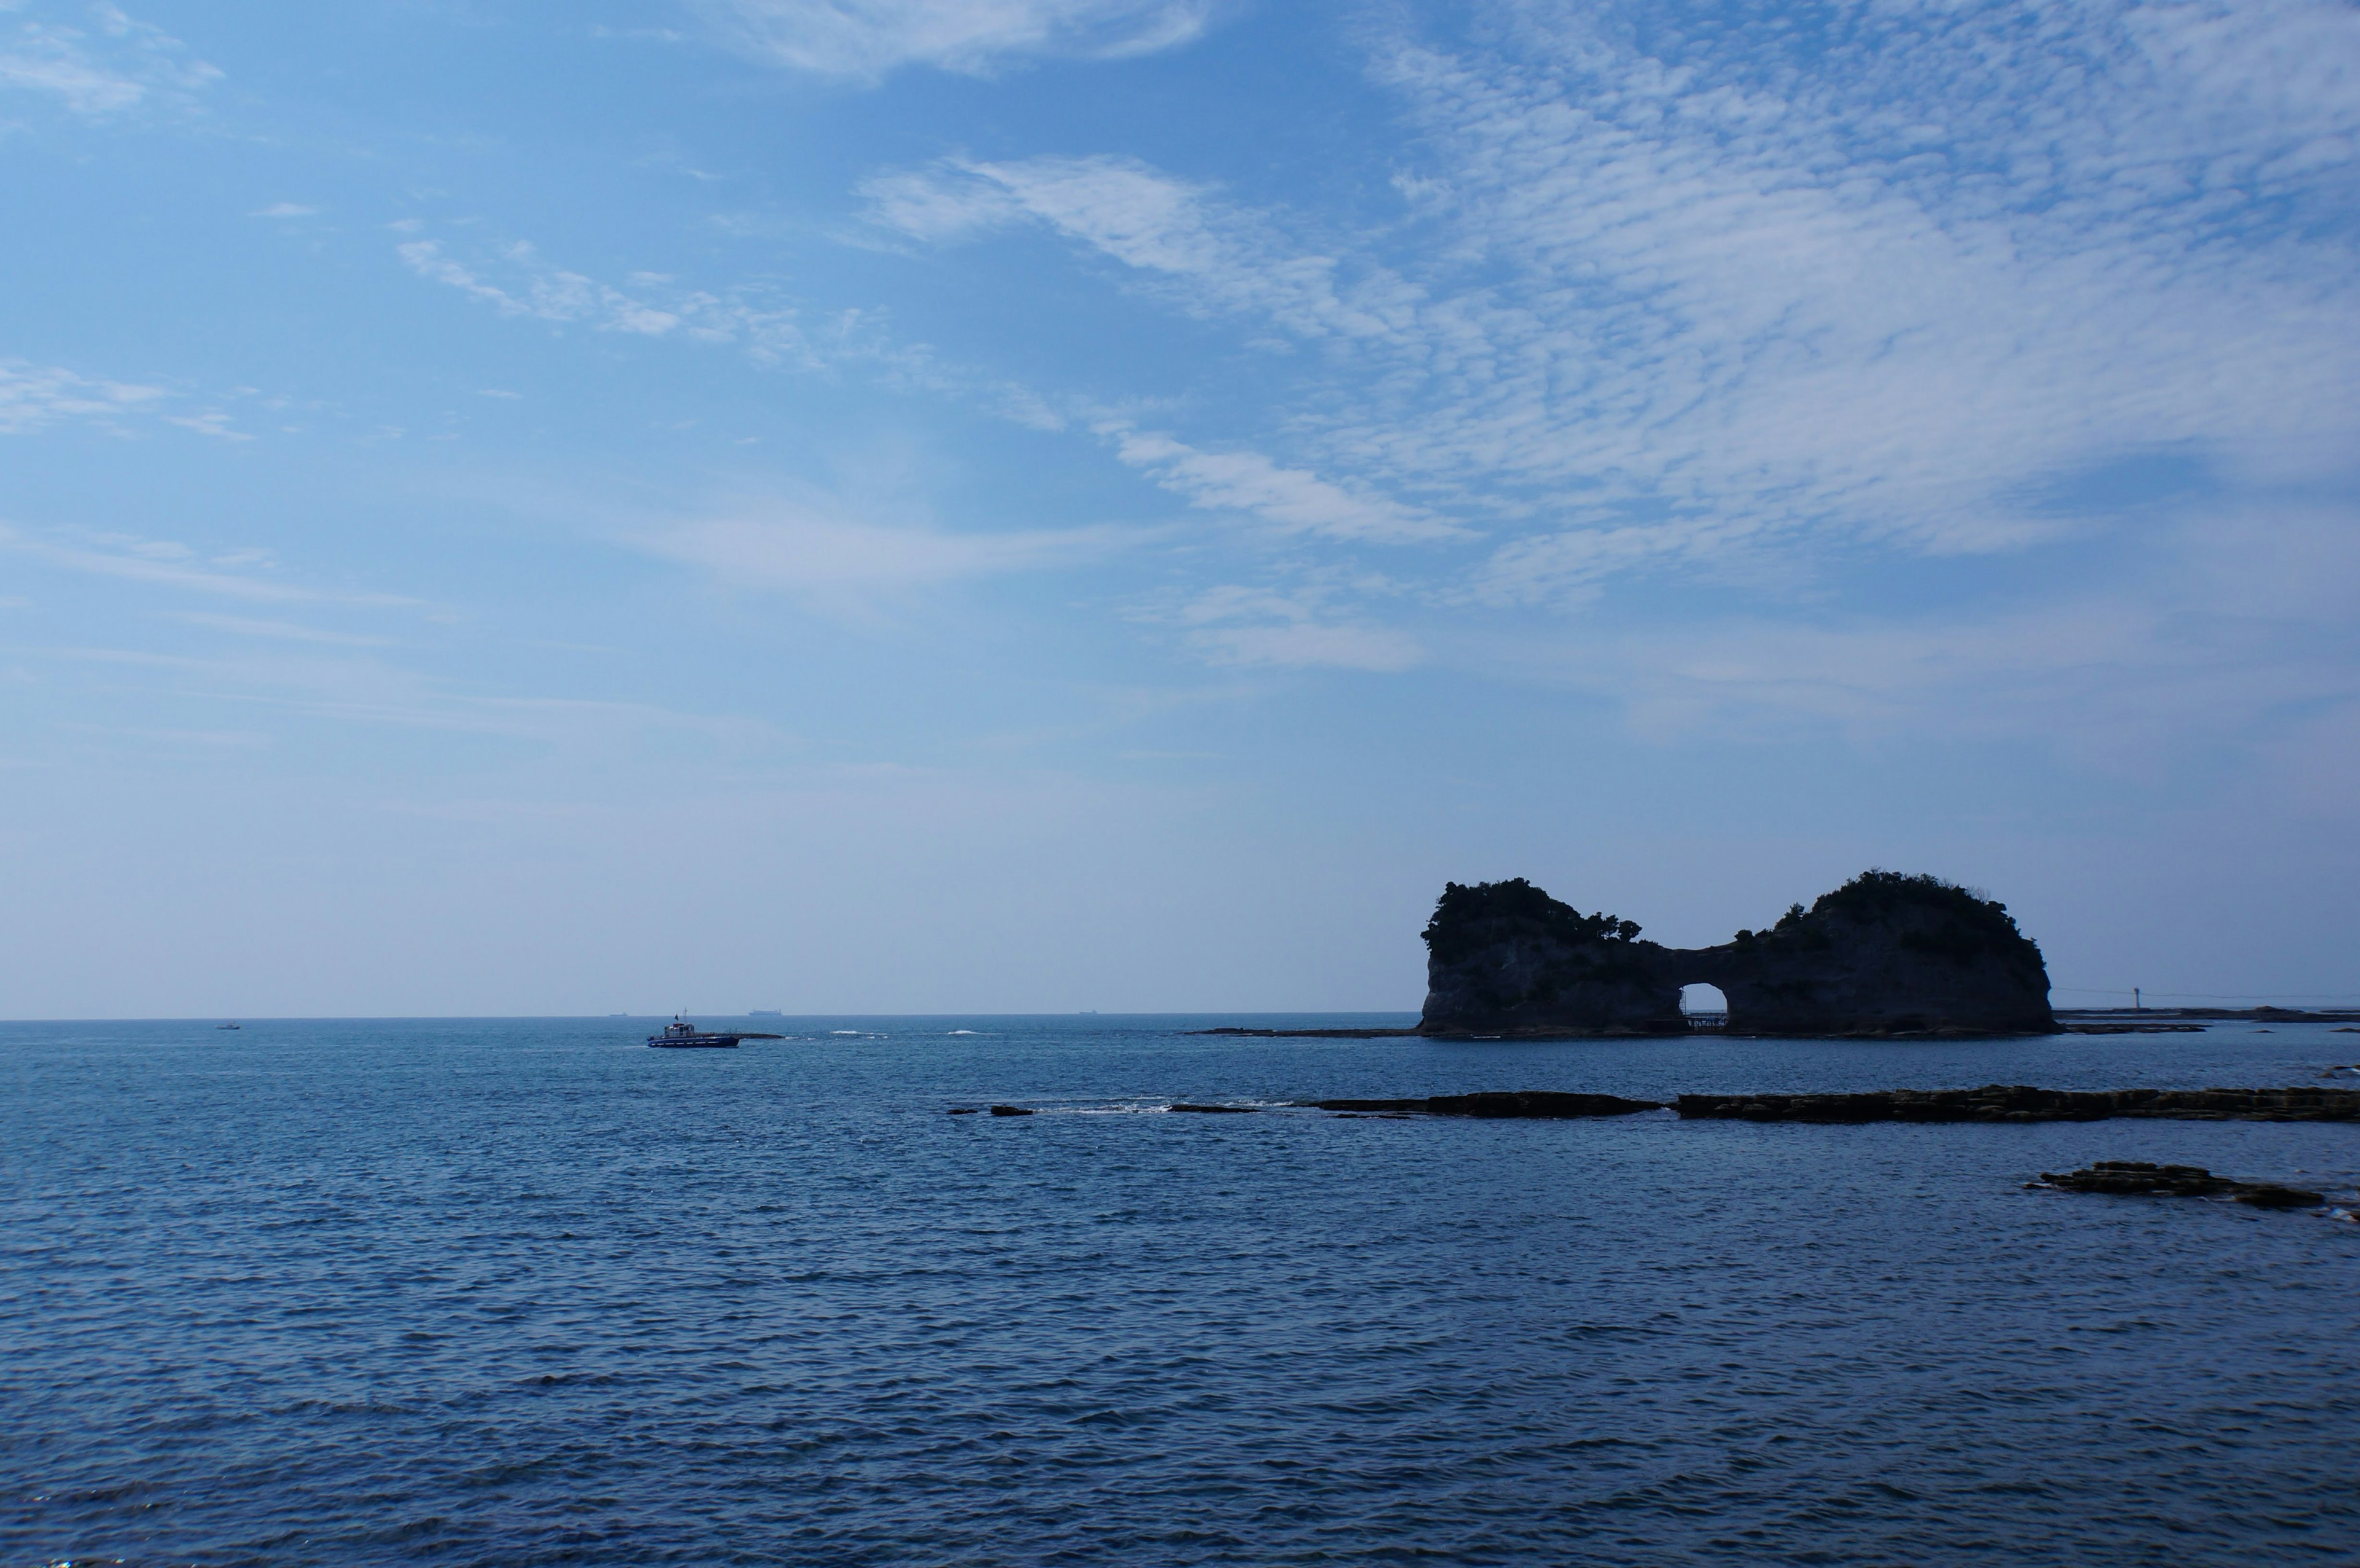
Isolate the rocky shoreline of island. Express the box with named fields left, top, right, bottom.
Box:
left=1184, top=1005, right=2359, bottom=1041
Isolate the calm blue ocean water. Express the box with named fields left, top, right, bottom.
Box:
left=6, top=1015, right=2359, bottom=1566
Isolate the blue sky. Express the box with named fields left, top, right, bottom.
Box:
left=3, top=0, right=2356, bottom=1016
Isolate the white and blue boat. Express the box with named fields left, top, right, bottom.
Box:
left=647, top=1016, right=784, bottom=1049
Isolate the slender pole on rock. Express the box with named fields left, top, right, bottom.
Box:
left=2134, top=987, right=2141, bottom=1012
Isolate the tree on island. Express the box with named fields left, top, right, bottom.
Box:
left=1422, top=878, right=1640, bottom=963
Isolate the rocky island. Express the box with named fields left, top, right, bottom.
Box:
left=1419, top=871, right=2055, bottom=1038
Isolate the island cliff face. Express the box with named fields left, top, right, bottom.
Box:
left=1418, top=880, right=1686, bottom=1037
left=1418, top=871, right=2055, bottom=1038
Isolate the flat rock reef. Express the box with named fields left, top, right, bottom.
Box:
left=954, top=1086, right=2360, bottom=1124
left=2036, top=1161, right=2325, bottom=1208
left=1309, top=1091, right=1662, bottom=1119
left=1674, top=1085, right=2360, bottom=1123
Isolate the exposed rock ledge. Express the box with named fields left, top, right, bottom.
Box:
left=1310, top=1091, right=1662, bottom=1119
left=2035, top=1161, right=2323, bottom=1207
left=1420, top=871, right=2053, bottom=1038
left=1188, top=1027, right=1420, bottom=1038
left=1675, top=1085, right=2360, bottom=1123
left=950, top=1086, right=2360, bottom=1122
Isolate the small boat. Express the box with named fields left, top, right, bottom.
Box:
left=647, top=1015, right=785, bottom=1049
left=217, top=1022, right=241, bottom=1030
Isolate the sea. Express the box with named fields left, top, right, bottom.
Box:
left=6, top=1014, right=2358, bottom=1566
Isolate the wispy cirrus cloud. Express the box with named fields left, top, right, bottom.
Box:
left=694, top=0, right=1214, bottom=80
left=171, top=611, right=392, bottom=647
left=0, top=358, right=168, bottom=433
left=863, top=1, right=2360, bottom=619
left=0, top=524, right=405, bottom=605
left=861, top=155, right=1417, bottom=337
left=397, top=240, right=718, bottom=343
left=1339, top=0, right=2360, bottom=582
left=396, top=226, right=1453, bottom=568
left=1486, top=490, right=2360, bottom=770
left=1, top=357, right=252, bottom=441
left=160, top=409, right=250, bottom=442
left=393, top=232, right=1069, bottom=428
left=635, top=504, right=1137, bottom=594
left=51, top=643, right=781, bottom=750
left=0, top=1, right=219, bottom=116
left=1155, top=584, right=1422, bottom=673
left=1101, top=425, right=1459, bottom=545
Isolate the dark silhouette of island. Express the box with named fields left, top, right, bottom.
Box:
left=1419, top=870, right=2055, bottom=1038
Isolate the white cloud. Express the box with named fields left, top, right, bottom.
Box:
left=0, top=524, right=406, bottom=605
left=696, top=0, right=1211, bottom=80
left=961, top=156, right=1227, bottom=273
left=396, top=240, right=681, bottom=337
left=863, top=155, right=1417, bottom=337
left=1321, top=0, right=2360, bottom=573
left=0, top=2, right=219, bottom=116
left=1104, top=426, right=1460, bottom=545
left=0, top=358, right=167, bottom=433
left=636, top=506, right=1134, bottom=592
left=396, top=231, right=1072, bottom=425
left=48, top=643, right=775, bottom=749
left=397, top=238, right=814, bottom=361
left=2, top=527, right=307, bottom=600
left=1575, top=597, right=2344, bottom=771
left=1197, top=619, right=1422, bottom=672
left=1, top=358, right=253, bottom=442
left=1477, top=491, right=2360, bottom=767
left=1162, top=584, right=1423, bottom=672
left=249, top=202, right=318, bottom=219
left=161, top=410, right=251, bottom=442
left=855, top=166, right=1025, bottom=243
left=172, top=612, right=391, bottom=647
left=1468, top=517, right=1763, bottom=605
left=859, top=4, right=2359, bottom=619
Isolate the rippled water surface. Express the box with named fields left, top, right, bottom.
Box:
left=7, top=1016, right=2360, bottom=1566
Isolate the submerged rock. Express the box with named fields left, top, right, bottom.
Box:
left=1417, top=871, right=2055, bottom=1038
left=1167, top=1103, right=1259, bottom=1113
left=2039, top=1161, right=2231, bottom=1195
left=2037, top=1161, right=2323, bottom=1208
left=988, top=1105, right=1034, bottom=1117
left=2233, top=1184, right=2326, bottom=1208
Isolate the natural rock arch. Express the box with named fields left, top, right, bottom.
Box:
left=1679, top=983, right=1728, bottom=1016
left=1418, top=872, right=2055, bottom=1038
